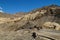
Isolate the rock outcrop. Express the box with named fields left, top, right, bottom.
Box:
left=43, top=22, right=60, bottom=30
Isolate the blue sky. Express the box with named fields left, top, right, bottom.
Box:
left=0, top=0, right=60, bottom=14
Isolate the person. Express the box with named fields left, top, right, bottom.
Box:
left=32, top=32, right=36, bottom=39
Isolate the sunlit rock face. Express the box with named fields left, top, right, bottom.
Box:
left=42, top=22, right=60, bottom=30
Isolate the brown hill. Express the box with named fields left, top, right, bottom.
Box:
left=0, top=5, right=60, bottom=40
left=0, top=5, right=60, bottom=31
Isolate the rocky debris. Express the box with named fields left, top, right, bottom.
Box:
left=0, top=29, right=60, bottom=40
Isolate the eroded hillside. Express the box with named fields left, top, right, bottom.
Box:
left=0, top=5, right=60, bottom=40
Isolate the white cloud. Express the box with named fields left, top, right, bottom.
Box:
left=0, top=6, right=3, bottom=12
left=0, top=10, right=3, bottom=12
left=0, top=6, right=2, bottom=9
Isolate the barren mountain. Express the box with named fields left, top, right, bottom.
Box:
left=0, top=5, right=60, bottom=40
